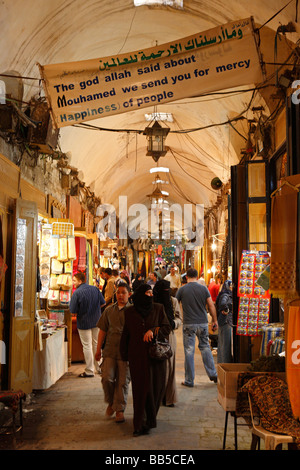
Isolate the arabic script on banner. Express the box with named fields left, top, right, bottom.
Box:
left=39, top=18, right=263, bottom=128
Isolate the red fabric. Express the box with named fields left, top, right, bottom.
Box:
left=208, top=281, right=220, bottom=302
left=0, top=390, right=26, bottom=413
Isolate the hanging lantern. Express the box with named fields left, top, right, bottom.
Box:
left=143, top=120, right=170, bottom=162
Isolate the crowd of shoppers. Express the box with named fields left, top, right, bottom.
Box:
left=70, top=262, right=232, bottom=437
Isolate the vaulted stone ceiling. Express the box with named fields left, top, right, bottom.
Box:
left=1, top=0, right=299, bottom=214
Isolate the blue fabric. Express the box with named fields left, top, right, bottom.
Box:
left=70, top=283, right=105, bottom=330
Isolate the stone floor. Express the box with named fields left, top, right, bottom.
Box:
left=0, top=329, right=273, bottom=452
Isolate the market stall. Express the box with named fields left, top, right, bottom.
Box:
left=33, top=218, right=76, bottom=388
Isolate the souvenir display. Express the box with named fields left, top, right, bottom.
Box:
left=237, top=250, right=271, bottom=336
left=14, top=218, right=27, bottom=316
left=38, top=221, right=74, bottom=309
left=39, top=224, right=52, bottom=299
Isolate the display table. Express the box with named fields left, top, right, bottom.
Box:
left=32, top=328, right=68, bottom=390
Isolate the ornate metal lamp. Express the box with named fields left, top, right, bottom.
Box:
left=143, top=120, right=170, bottom=162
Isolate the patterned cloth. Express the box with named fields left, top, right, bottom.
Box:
left=240, top=374, right=300, bottom=448
left=0, top=390, right=26, bottom=413
left=270, top=182, right=299, bottom=299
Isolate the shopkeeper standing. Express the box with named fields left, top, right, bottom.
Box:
left=70, top=272, right=106, bottom=377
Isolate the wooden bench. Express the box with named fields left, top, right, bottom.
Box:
left=0, top=390, right=26, bottom=448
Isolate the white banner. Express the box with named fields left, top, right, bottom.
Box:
left=39, top=17, right=263, bottom=128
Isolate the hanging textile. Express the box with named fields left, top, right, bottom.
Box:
left=87, top=243, right=93, bottom=285
left=270, top=183, right=299, bottom=299
left=287, top=305, right=300, bottom=419
left=75, top=236, right=86, bottom=272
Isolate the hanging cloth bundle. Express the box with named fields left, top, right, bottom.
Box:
left=269, top=180, right=300, bottom=299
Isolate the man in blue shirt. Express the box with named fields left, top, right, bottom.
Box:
left=176, top=268, right=218, bottom=386
left=70, top=272, right=105, bottom=377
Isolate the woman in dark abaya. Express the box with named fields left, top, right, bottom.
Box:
left=132, top=273, right=144, bottom=292
left=215, top=279, right=233, bottom=364
left=153, top=279, right=182, bottom=407
left=120, top=283, right=171, bottom=436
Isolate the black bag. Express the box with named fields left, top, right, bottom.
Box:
left=148, top=337, right=173, bottom=361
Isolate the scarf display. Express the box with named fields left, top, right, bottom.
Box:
left=132, top=283, right=153, bottom=317
left=75, top=236, right=86, bottom=272
left=287, top=305, right=300, bottom=419
left=270, top=181, right=299, bottom=299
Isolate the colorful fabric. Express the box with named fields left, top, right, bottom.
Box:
left=241, top=374, right=300, bottom=448
left=0, top=390, right=26, bottom=413
left=260, top=323, right=284, bottom=356
left=287, top=305, right=300, bottom=419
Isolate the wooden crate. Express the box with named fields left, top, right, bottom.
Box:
left=217, top=363, right=250, bottom=411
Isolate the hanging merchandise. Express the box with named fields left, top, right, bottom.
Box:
left=39, top=224, right=52, bottom=299
left=44, top=221, right=75, bottom=310
left=236, top=250, right=271, bottom=336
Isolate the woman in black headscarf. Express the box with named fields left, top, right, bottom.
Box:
left=215, top=280, right=233, bottom=363
left=120, top=283, right=171, bottom=436
left=132, top=273, right=144, bottom=292
left=153, top=279, right=182, bottom=407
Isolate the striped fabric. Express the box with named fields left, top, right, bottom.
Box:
left=70, top=283, right=105, bottom=329
left=260, top=323, right=285, bottom=356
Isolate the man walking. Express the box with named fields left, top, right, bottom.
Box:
left=103, top=268, right=117, bottom=306
left=70, top=272, right=106, bottom=377
left=176, top=268, right=218, bottom=386
left=165, top=266, right=181, bottom=296
left=95, top=282, right=131, bottom=423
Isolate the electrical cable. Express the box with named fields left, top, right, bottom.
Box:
left=257, top=0, right=296, bottom=31
left=170, top=148, right=217, bottom=193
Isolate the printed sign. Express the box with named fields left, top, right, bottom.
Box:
left=39, top=17, right=263, bottom=128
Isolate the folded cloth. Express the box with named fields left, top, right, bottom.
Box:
left=260, top=323, right=285, bottom=356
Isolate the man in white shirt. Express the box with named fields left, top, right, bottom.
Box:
left=165, top=267, right=181, bottom=296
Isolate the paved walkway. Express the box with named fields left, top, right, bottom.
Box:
left=2, top=329, right=256, bottom=451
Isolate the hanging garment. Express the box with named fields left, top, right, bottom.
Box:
left=287, top=305, right=300, bottom=419
left=76, top=236, right=86, bottom=271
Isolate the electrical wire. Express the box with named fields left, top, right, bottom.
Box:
left=169, top=148, right=217, bottom=193
left=257, top=0, right=296, bottom=31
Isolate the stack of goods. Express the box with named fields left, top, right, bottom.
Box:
left=260, top=323, right=285, bottom=356
left=48, top=235, right=76, bottom=308
left=237, top=251, right=271, bottom=336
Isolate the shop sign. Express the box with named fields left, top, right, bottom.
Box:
left=38, top=17, right=263, bottom=128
